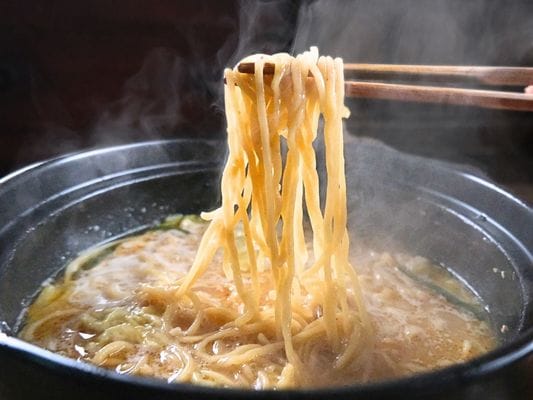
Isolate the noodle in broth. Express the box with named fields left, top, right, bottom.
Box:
left=20, top=48, right=495, bottom=388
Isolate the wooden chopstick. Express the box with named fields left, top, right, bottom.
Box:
left=237, top=62, right=533, bottom=86
left=343, top=64, right=533, bottom=86
left=345, top=81, right=533, bottom=112
left=236, top=62, right=533, bottom=111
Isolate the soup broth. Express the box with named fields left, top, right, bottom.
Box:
left=20, top=216, right=495, bottom=389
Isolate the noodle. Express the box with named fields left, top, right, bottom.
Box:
left=175, top=48, right=371, bottom=378
left=19, top=49, right=495, bottom=389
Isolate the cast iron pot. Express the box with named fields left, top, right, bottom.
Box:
left=0, top=138, right=531, bottom=400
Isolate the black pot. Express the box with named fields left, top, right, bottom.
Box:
left=0, top=138, right=531, bottom=400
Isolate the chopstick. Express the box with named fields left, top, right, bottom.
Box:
left=342, top=64, right=533, bottom=86
left=345, top=81, right=533, bottom=112
left=236, top=62, right=533, bottom=111
left=237, top=62, right=533, bottom=86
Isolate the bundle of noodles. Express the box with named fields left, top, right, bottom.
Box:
left=20, top=47, right=498, bottom=388
left=20, top=47, right=377, bottom=389
left=169, top=47, right=372, bottom=385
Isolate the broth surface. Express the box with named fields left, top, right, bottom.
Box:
left=20, top=217, right=495, bottom=388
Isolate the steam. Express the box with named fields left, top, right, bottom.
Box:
left=89, top=48, right=185, bottom=145
left=12, top=0, right=532, bottom=168
left=12, top=0, right=532, bottom=205
left=74, top=0, right=531, bottom=208
left=292, top=0, right=533, bottom=65
left=78, top=0, right=298, bottom=148
left=291, top=0, right=533, bottom=191
left=221, top=0, right=297, bottom=67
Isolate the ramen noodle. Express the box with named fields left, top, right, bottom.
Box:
left=20, top=48, right=495, bottom=388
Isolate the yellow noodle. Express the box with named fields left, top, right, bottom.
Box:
left=171, top=48, right=369, bottom=379
left=20, top=48, right=496, bottom=389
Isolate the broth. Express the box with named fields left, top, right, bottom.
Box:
left=19, top=216, right=495, bottom=389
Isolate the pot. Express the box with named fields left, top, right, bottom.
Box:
left=0, top=138, right=531, bottom=399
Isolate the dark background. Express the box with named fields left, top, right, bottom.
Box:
left=0, top=0, right=532, bottom=201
